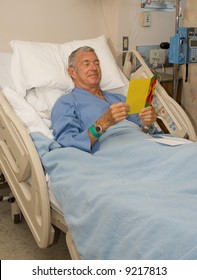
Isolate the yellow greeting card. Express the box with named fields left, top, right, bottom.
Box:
left=126, top=78, right=151, bottom=114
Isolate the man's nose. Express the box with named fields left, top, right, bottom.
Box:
left=90, top=62, right=97, bottom=70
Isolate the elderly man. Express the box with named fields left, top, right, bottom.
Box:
left=51, top=46, right=158, bottom=152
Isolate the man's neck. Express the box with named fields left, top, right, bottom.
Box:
left=76, top=85, right=105, bottom=100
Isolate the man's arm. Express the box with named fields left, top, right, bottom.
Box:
left=88, top=102, right=130, bottom=146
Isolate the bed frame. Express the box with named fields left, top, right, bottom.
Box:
left=123, top=50, right=197, bottom=141
left=0, top=50, right=196, bottom=260
left=0, top=90, right=80, bottom=259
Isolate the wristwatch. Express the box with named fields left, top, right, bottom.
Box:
left=142, top=124, right=156, bottom=135
left=94, top=123, right=103, bottom=135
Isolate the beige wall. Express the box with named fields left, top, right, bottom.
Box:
left=0, top=0, right=105, bottom=51
left=0, top=0, right=175, bottom=55
left=101, top=0, right=175, bottom=58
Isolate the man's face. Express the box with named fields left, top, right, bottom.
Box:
left=68, top=51, right=102, bottom=90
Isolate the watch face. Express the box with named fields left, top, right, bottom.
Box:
left=95, top=125, right=102, bottom=134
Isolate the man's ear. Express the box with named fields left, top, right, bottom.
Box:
left=68, top=67, right=76, bottom=79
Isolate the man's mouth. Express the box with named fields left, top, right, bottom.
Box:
left=88, top=74, right=98, bottom=78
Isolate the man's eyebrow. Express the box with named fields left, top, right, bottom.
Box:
left=82, top=59, right=90, bottom=63
left=81, top=59, right=100, bottom=63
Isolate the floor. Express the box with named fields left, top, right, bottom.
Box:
left=0, top=181, right=71, bottom=260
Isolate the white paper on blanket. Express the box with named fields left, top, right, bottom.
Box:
left=146, top=135, right=193, bottom=146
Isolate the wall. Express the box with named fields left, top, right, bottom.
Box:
left=0, top=0, right=175, bottom=57
left=181, top=0, right=197, bottom=132
left=100, top=0, right=175, bottom=61
left=0, top=0, right=105, bottom=51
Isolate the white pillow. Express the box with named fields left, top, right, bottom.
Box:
left=3, top=87, right=53, bottom=138
left=26, top=87, right=66, bottom=125
left=10, top=36, right=126, bottom=98
left=10, top=40, right=73, bottom=96
left=0, top=53, right=14, bottom=89
left=61, top=35, right=125, bottom=91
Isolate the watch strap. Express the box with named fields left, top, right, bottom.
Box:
left=143, top=124, right=156, bottom=135
left=89, top=125, right=101, bottom=138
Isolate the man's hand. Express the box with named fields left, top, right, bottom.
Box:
left=139, top=106, right=157, bottom=127
left=97, top=102, right=130, bottom=131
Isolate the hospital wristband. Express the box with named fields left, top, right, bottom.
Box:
left=89, top=125, right=102, bottom=139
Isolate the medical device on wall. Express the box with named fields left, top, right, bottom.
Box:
left=169, top=27, right=197, bottom=83
left=141, top=0, right=176, bottom=11
left=169, top=27, right=197, bottom=64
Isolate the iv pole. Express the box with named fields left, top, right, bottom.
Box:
left=172, top=0, right=182, bottom=100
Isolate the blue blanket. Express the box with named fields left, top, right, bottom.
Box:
left=31, top=121, right=197, bottom=260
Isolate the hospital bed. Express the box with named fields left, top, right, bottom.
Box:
left=0, top=36, right=197, bottom=260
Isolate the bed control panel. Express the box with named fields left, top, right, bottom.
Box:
left=152, top=95, right=178, bottom=134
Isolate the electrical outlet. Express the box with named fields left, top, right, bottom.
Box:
left=122, top=36, right=129, bottom=51
left=137, top=45, right=170, bottom=68
left=143, top=12, right=151, bottom=27
left=149, top=49, right=165, bottom=65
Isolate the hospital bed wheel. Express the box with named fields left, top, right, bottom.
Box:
left=8, top=197, right=22, bottom=224
left=13, top=213, right=22, bottom=224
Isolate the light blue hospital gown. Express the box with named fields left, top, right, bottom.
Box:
left=51, top=88, right=141, bottom=153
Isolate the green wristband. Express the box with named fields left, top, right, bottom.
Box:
left=89, top=125, right=101, bottom=139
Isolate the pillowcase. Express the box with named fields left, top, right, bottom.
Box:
left=0, top=53, right=14, bottom=89
left=10, top=40, right=73, bottom=96
left=61, top=35, right=125, bottom=91
left=10, top=36, right=126, bottom=98
left=26, top=87, right=66, bottom=127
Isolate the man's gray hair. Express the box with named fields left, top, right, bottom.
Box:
left=68, top=46, right=96, bottom=69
